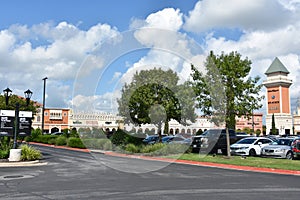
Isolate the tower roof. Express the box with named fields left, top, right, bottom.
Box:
left=265, top=57, right=289, bottom=75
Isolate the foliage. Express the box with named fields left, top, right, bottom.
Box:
left=125, top=143, right=140, bottom=153
left=55, top=136, right=67, bottom=146
left=190, top=51, right=264, bottom=129
left=196, top=129, right=203, bottom=135
left=118, top=68, right=196, bottom=139
left=91, top=127, right=107, bottom=138
left=0, top=137, right=12, bottom=159
left=0, top=94, right=38, bottom=114
left=20, top=144, right=42, bottom=161
left=110, top=128, right=127, bottom=146
left=271, top=113, right=277, bottom=135
left=32, top=128, right=42, bottom=139
left=140, top=143, right=166, bottom=153
left=82, top=138, right=111, bottom=149
left=34, top=134, right=57, bottom=144
left=67, top=137, right=85, bottom=148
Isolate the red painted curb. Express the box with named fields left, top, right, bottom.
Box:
left=104, top=151, right=300, bottom=176
left=28, top=142, right=91, bottom=153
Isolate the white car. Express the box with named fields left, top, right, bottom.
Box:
left=230, top=137, right=274, bottom=156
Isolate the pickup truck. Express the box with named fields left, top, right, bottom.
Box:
left=191, top=129, right=249, bottom=154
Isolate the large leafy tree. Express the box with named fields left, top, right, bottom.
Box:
left=191, top=51, right=264, bottom=129
left=0, top=94, right=38, bottom=113
left=191, top=51, right=264, bottom=156
left=118, top=68, right=196, bottom=139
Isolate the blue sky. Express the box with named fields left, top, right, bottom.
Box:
left=1, top=0, right=300, bottom=116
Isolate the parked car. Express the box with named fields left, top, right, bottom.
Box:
left=51, top=132, right=64, bottom=136
left=142, top=135, right=167, bottom=144
left=291, top=137, right=300, bottom=159
left=230, top=137, right=274, bottom=156
left=191, top=129, right=249, bottom=154
left=261, top=137, right=295, bottom=159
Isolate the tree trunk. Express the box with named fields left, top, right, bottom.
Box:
left=226, top=127, right=231, bottom=157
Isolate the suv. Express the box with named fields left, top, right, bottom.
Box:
left=291, top=137, right=300, bottom=159
left=191, top=129, right=248, bottom=154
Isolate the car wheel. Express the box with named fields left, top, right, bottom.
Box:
left=286, top=151, right=293, bottom=160
left=249, top=149, right=256, bottom=156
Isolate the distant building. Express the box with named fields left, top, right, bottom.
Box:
left=235, top=113, right=263, bottom=133
left=68, top=110, right=122, bottom=132
left=263, top=57, right=293, bottom=135
left=293, top=99, right=300, bottom=135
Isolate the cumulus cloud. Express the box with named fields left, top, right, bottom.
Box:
left=0, top=21, right=120, bottom=108
left=184, top=0, right=294, bottom=32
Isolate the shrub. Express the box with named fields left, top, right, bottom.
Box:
left=82, top=138, right=111, bottom=149
left=67, top=137, right=85, bottom=149
left=24, top=136, right=32, bottom=142
left=110, top=129, right=127, bottom=146
left=0, top=137, right=12, bottom=159
left=125, top=143, right=140, bottom=153
left=141, top=143, right=166, bottom=154
left=0, top=150, right=9, bottom=159
left=55, top=136, right=67, bottom=146
left=48, top=138, right=56, bottom=145
left=20, top=145, right=42, bottom=161
left=103, top=140, right=112, bottom=151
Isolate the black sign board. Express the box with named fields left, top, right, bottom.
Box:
left=18, top=117, right=32, bottom=136
left=0, top=116, right=14, bottom=137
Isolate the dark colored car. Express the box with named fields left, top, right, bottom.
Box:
left=142, top=135, right=167, bottom=144
left=191, top=129, right=249, bottom=154
left=51, top=132, right=64, bottom=136
left=291, top=137, right=300, bottom=159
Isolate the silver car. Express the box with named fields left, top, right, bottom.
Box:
left=261, top=137, right=294, bottom=159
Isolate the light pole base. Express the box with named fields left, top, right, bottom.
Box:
left=8, top=149, right=22, bottom=162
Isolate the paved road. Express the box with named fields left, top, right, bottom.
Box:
left=0, top=145, right=300, bottom=200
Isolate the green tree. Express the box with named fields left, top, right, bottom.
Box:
left=118, top=68, right=196, bottom=140
left=271, top=113, right=277, bottom=135
left=0, top=94, right=38, bottom=113
left=191, top=51, right=264, bottom=156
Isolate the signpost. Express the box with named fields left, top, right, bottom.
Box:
left=0, top=110, right=32, bottom=137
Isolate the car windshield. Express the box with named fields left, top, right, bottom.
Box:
left=236, top=138, right=256, bottom=144
left=202, top=130, right=222, bottom=137
left=271, top=139, right=293, bottom=146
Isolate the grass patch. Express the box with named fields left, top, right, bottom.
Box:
left=165, top=153, right=300, bottom=171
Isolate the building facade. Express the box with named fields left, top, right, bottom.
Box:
left=68, top=110, right=122, bottom=131
left=32, top=108, right=69, bottom=133
left=263, top=57, right=293, bottom=135
left=235, top=113, right=263, bottom=133
left=293, top=100, right=300, bottom=135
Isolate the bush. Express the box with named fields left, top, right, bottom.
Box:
left=0, top=137, right=12, bottom=159
left=110, top=129, right=127, bottom=146
left=141, top=143, right=166, bottom=154
left=20, top=145, right=42, bottom=161
left=55, top=136, right=67, bottom=146
left=103, top=140, right=112, bottom=150
left=35, top=135, right=58, bottom=144
left=67, top=137, right=85, bottom=149
left=48, top=138, right=56, bottom=145
left=82, top=138, right=111, bottom=149
left=125, top=143, right=140, bottom=153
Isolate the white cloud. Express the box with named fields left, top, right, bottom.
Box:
left=0, top=21, right=120, bottom=108
left=184, top=0, right=294, bottom=32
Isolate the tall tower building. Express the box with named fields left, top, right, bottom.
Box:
left=263, top=57, right=293, bottom=135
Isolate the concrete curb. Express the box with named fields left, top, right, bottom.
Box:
left=0, top=160, right=48, bottom=167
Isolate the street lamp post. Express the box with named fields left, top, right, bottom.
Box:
left=3, top=88, right=32, bottom=149
left=42, top=77, right=47, bottom=134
